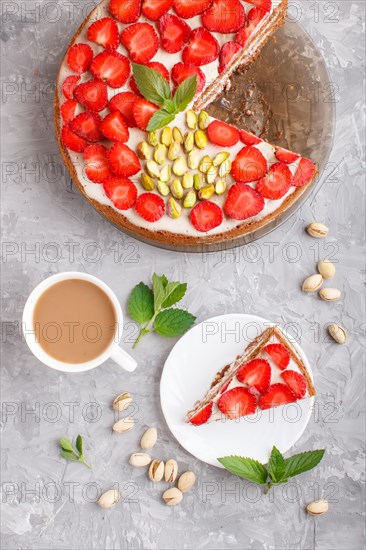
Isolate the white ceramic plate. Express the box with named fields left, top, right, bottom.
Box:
left=160, top=314, right=314, bottom=467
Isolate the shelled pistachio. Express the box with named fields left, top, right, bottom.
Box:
left=167, top=197, right=182, bottom=219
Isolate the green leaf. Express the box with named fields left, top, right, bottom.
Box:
left=132, top=63, right=171, bottom=106
left=282, top=449, right=325, bottom=480
left=128, top=282, right=154, bottom=324
left=163, top=99, right=177, bottom=114
left=154, top=308, right=196, bottom=337
left=76, top=435, right=83, bottom=455
left=161, top=275, right=168, bottom=287
left=60, top=450, right=79, bottom=462
left=147, top=109, right=176, bottom=131
left=161, top=282, right=187, bottom=309
left=218, top=456, right=268, bottom=485
left=59, top=437, right=76, bottom=454
left=152, top=273, right=166, bottom=311
left=268, top=446, right=285, bottom=482
left=173, top=76, right=197, bottom=111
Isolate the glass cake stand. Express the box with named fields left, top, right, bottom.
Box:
left=102, top=20, right=335, bottom=253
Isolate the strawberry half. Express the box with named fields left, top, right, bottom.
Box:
left=158, top=14, right=191, bottom=54
left=190, top=201, right=223, bottom=232
left=142, top=0, right=174, bottom=20
left=83, top=144, right=111, bottom=183
left=74, top=80, right=108, bottom=112
left=87, top=17, right=119, bottom=49
left=60, top=99, right=77, bottom=123
left=218, top=387, right=257, bottom=419
left=67, top=43, right=93, bottom=74
left=263, top=343, right=290, bottom=370
left=259, top=383, right=297, bottom=411
left=256, top=162, right=292, bottom=200
left=239, top=129, right=261, bottom=145
left=236, top=7, right=267, bottom=46
left=135, top=193, right=165, bottom=222
left=171, top=63, right=206, bottom=94
left=182, top=27, right=219, bottom=67
left=70, top=112, right=103, bottom=142
left=275, top=147, right=300, bottom=164
left=224, top=183, right=264, bottom=220
left=281, top=371, right=307, bottom=399
left=207, top=120, right=240, bottom=147
left=189, top=403, right=213, bottom=425
left=100, top=111, right=129, bottom=142
left=132, top=99, right=158, bottom=131
left=292, top=157, right=316, bottom=187
left=109, top=91, right=140, bottom=127
left=231, top=146, right=267, bottom=182
left=245, top=0, right=272, bottom=12
left=109, top=0, right=141, bottom=23
left=202, top=0, right=246, bottom=33
left=236, top=359, right=271, bottom=394
left=103, top=176, right=138, bottom=210
left=120, top=22, right=159, bottom=64
left=108, top=143, right=141, bottom=177
left=90, top=51, right=130, bottom=89
left=62, top=75, right=81, bottom=99
left=219, top=41, right=242, bottom=73
left=174, top=0, right=213, bottom=18
left=61, top=125, right=87, bottom=153
left=130, top=61, right=170, bottom=96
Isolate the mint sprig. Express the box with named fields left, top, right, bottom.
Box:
left=218, top=446, right=325, bottom=493
left=132, top=64, right=197, bottom=131
left=59, top=435, right=91, bottom=469
left=128, top=273, right=196, bottom=348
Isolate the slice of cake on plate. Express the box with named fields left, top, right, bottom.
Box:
left=186, top=326, right=316, bottom=425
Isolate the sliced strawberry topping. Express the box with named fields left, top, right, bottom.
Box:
left=245, top=0, right=272, bottom=12
left=281, top=371, right=307, bottom=399
left=239, top=129, right=261, bottom=145
left=263, top=343, right=290, bottom=370
left=236, top=7, right=267, bottom=46
left=60, top=99, right=77, bottom=123
left=87, top=17, right=119, bottom=49
left=190, top=201, right=223, bottom=232
left=259, top=383, right=297, bottom=410
left=182, top=27, right=219, bottom=67
left=142, top=0, right=174, bottom=20
left=62, top=75, right=81, bottom=99
left=61, top=125, right=87, bottom=153
left=74, top=80, right=108, bottom=112
left=108, top=143, right=141, bottom=177
left=189, top=402, right=213, bottom=425
left=207, top=120, right=240, bottom=147
left=103, top=176, right=137, bottom=210
left=256, top=162, right=292, bottom=200
left=135, top=193, right=165, bottom=222
left=224, top=183, right=264, bottom=220
left=120, top=22, right=159, bottom=64
left=174, top=0, right=213, bottom=18
left=109, top=91, right=140, bottom=127
left=219, top=378, right=232, bottom=395
left=130, top=61, right=170, bottom=96
left=275, top=147, right=300, bottom=164
left=202, top=0, right=246, bottom=33
left=67, top=43, right=93, bottom=74
left=231, top=146, right=267, bottom=182
left=171, top=63, right=206, bottom=94
left=292, top=157, right=316, bottom=187
left=100, top=111, right=129, bottom=142
left=236, top=359, right=271, bottom=394
left=109, top=0, right=141, bottom=23
left=158, top=14, right=191, bottom=54
left=83, top=144, right=111, bottom=183
left=132, top=99, right=159, bottom=131
left=70, top=112, right=103, bottom=142
left=218, top=387, right=257, bottom=419
left=90, top=51, right=130, bottom=89
left=219, top=41, right=242, bottom=73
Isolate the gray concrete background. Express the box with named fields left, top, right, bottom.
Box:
left=1, top=1, right=365, bottom=549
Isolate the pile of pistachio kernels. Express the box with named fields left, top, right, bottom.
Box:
left=136, top=110, right=232, bottom=219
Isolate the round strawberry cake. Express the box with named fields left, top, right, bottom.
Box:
left=55, top=0, right=316, bottom=247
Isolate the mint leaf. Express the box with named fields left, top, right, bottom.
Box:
left=161, top=282, right=187, bottom=309
left=152, top=273, right=166, bottom=311
left=154, top=308, right=196, bottom=337
left=161, top=275, right=168, bottom=287
left=60, top=450, right=79, bottom=462
left=163, top=99, right=177, bottom=114
left=76, top=435, right=83, bottom=455
left=173, top=75, right=197, bottom=111
left=59, top=437, right=76, bottom=454
left=128, top=282, right=154, bottom=324
left=282, top=450, right=325, bottom=480
left=218, top=456, right=268, bottom=485
left=132, top=63, right=171, bottom=106
left=147, top=109, right=175, bottom=131
left=268, top=446, right=285, bottom=482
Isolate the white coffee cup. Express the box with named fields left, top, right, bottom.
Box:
left=22, top=271, right=137, bottom=373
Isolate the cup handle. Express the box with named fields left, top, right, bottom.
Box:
left=110, top=345, right=137, bottom=372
